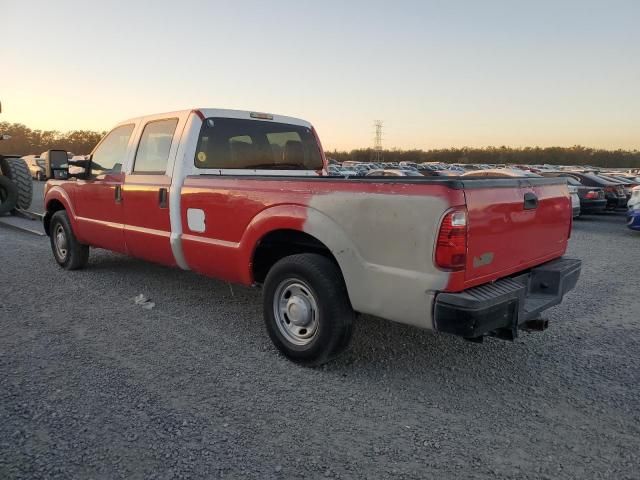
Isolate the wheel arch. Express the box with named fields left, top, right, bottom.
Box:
left=43, top=188, right=77, bottom=236
left=251, top=228, right=341, bottom=284
left=243, top=204, right=365, bottom=312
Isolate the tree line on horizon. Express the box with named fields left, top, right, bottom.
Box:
left=1, top=121, right=639, bottom=168
left=329, top=146, right=640, bottom=169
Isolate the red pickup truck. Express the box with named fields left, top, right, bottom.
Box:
left=44, top=109, right=581, bottom=365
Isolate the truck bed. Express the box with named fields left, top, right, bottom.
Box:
left=179, top=174, right=570, bottom=328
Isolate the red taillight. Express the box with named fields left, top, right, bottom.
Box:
left=585, top=190, right=599, bottom=199
left=435, top=209, right=467, bottom=271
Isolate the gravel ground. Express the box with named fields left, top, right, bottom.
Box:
left=1, top=212, right=639, bottom=479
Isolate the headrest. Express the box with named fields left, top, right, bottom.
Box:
left=283, top=140, right=304, bottom=165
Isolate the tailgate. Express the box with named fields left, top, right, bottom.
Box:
left=462, top=178, right=571, bottom=289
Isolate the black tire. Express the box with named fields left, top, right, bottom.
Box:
left=0, top=157, right=32, bottom=210
left=263, top=253, right=354, bottom=366
left=49, top=210, right=89, bottom=270
left=0, top=175, right=18, bottom=215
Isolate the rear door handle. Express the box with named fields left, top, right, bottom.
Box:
left=524, top=192, right=538, bottom=210
left=115, top=185, right=122, bottom=203
left=158, top=188, right=168, bottom=208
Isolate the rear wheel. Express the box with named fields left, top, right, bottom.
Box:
left=49, top=210, right=89, bottom=270
left=0, top=157, right=32, bottom=210
left=263, top=253, right=354, bottom=366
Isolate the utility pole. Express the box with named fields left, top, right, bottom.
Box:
left=373, top=120, right=383, bottom=162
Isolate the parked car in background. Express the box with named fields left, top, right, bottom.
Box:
left=398, top=161, right=419, bottom=169
left=22, top=155, right=47, bottom=180
left=565, top=172, right=627, bottom=209
left=627, top=186, right=640, bottom=231
left=461, top=168, right=541, bottom=178
left=366, top=169, right=423, bottom=177
left=327, top=165, right=359, bottom=176
left=420, top=169, right=460, bottom=177
left=539, top=172, right=607, bottom=214
left=593, top=175, right=635, bottom=201
left=568, top=185, right=581, bottom=218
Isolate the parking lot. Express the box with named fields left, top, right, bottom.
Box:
left=0, top=201, right=638, bottom=479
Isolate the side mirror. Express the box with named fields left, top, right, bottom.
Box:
left=45, top=149, right=70, bottom=179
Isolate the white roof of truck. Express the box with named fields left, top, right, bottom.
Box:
left=118, top=108, right=312, bottom=128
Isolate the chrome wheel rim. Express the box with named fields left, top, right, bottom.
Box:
left=273, top=279, right=319, bottom=346
left=54, top=224, right=68, bottom=260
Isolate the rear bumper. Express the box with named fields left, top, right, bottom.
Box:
left=580, top=199, right=607, bottom=213
left=607, top=196, right=628, bottom=209
left=433, top=257, right=581, bottom=339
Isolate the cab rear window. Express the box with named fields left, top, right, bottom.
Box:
left=194, top=118, right=322, bottom=170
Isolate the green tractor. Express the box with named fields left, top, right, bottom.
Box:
left=0, top=101, right=33, bottom=215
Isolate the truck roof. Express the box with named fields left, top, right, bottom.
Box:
left=117, top=108, right=312, bottom=128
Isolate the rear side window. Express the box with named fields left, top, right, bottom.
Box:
left=194, top=118, right=322, bottom=170
left=91, top=124, right=135, bottom=174
left=134, top=118, right=178, bottom=174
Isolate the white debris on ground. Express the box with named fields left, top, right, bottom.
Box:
left=133, top=294, right=155, bottom=310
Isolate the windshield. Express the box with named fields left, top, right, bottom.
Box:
left=195, top=118, right=323, bottom=170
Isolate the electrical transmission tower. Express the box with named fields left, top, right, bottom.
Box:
left=373, top=120, right=383, bottom=162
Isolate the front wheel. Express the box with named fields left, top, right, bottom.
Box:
left=49, top=210, right=89, bottom=270
left=263, top=253, right=354, bottom=366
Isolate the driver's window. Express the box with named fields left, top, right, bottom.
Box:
left=91, top=124, right=135, bottom=175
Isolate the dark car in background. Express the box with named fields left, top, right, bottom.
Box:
left=540, top=172, right=607, bottom=213
left=564, top=172, right=627, bottom=209
left=596, top=174, right=638, bottom=200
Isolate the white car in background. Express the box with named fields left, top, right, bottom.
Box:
left=22, top=155, right=47, bottom=180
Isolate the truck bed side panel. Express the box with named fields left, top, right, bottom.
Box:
left=179, top=177, right=462, bottom=328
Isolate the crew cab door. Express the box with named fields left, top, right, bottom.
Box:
left=123, top=117, right=180, bottom=265
left=73, top=124, right=135, bottom=253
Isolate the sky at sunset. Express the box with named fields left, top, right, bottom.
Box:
left=2, top=0, right=639, bottom=150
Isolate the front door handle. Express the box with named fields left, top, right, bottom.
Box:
left=524, top=192, right=538, bottom=210
left=115, top=185, right=122, bottom=203
left=158, top=188, right=168, bottom=208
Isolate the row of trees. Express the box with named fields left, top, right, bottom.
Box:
left=0, top=122, right=105, bottom=156
left=2, top=122, right=639, bottom=168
